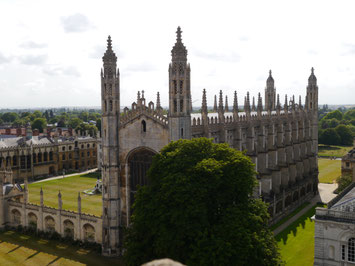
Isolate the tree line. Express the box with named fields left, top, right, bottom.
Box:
left=318, top=106, right=355, bottom=146
left=0, top=110, right=101, bottom=137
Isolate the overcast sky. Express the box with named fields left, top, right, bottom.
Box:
left=0, top=0, right=355, bottom=108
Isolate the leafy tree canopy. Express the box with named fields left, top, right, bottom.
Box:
left=335, top=124, right=354, bottom=145
left=31, top=118, right=47, bottom=133
left=124, top=138, right=281, bottom=266
left=322, top=110, right=343, bottom=121
left=344, top=109, right=355, bottom=121
left=2, top=112, right=19, bottom=123
left=319, top=128, right=341, bottom=145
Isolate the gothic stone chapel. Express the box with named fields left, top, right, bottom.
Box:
left=100, top=27, right=319, bottom=256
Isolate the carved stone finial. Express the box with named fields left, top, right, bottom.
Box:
left=176, top=26, right=182, bottom=42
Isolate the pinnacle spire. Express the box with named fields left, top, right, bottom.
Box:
left=107, top=35, right=112, bottom=50
left=308, top=67, right=317, bottom=85
left=218, top=90, right=224, bottom=112
left=156, top=92, right=161, bottom=109
left=225, top=95, right=229, bottom=112
left=257, top=93, right=263, bottom=112
left=277, top=94, right=280, bottom=108
left=202, top=89, right=207, bottom=114
left=252, top=96, right=256, bottom=111
left=213, top=95, right=217, bottom=112
left=233, top=91, right=238, bottom=111
left=176, top=26, right=182, bottom=42
left=284, top=95, right=288, bottom=110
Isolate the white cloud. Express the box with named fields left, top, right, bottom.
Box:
left=0, top=52, right=11, bottom=64
left=0, top=0, right=354, bottom=108
left=20, top=41, right=47, bottom=49
left=60, top=13, right=94, bottom=33
left=43, top=65, right=80, bottom=77
left=19, top=54, right=47, bottom=65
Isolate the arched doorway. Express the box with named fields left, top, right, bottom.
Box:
left=128, top=148, right=156, bottom=208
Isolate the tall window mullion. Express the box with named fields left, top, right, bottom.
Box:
left=348, top=238, right=355, bottom=262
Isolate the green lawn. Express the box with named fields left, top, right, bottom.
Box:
left=0, top=230, right=123, bottom=266
left=276, top=204, right=324, bottom=266
left=318, top=144, right=352, bottom=158
left=318, top=158, right=341, bottom=183
left=269, top=202, right=310, bottom=231
left=28, top=172, right=102, bottom=217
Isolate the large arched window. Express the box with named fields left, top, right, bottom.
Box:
left=128, top=148, right=156, bottom=207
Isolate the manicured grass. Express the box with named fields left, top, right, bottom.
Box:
left=275, top=204, right=325, bottom=266
left=0, top=230, right=123, bottom=266
left=28, top=172, right=102, bottom=217
left=269, top=202, right=310, bottom=231
left=318, top=159, right=341, bottom=184
left=318, top=144, right=352, bottom=158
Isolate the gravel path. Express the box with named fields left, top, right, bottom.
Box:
left=29, top=168, right=98, bottom=184
left=273, top=183, right=337, bottom=235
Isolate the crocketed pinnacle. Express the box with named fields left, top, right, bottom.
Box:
left=257, top=93, right=263, bottom=112
left=171, top=27, right=187, bottom=61
left=202, top=89, right=207, bottom=114
left=308, top=67, right=317, bottom=85
left=176, top=26, right=182, bottom=42
left=156, top=92, right=161, bottom=109
left=218, top=90, right=224, bottom=111
left=233, top=91, right=238, bottom=112
left=225, top=95, right=229, bottom=112
left=252, top=96, right=256, bottom=111
left=277, top=94, right=280, bottom=108
left=103, top=35, right=117, bottom=62
left=213, top=95, right=217, bottom=112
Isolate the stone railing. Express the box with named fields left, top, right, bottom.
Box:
left=328, top=182, right=355, bottom=208
left=316, top=207, right=355, bottom=224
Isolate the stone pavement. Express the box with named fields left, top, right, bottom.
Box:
left=273, top=183, right=337, bottom=235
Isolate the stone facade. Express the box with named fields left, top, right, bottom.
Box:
left=0, top=135, right=98, bottom=182
left=314, top=182, right=355, bottom=265
left=341, top=139, right=355, bottom=179
left=0, top=171, right=102, bottom=244
left=100, top=27, right=319, bottom=255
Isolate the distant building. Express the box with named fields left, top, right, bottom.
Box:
left=314, top=178, right=355, bottom=265
left=342, top=139, right=355, bottom=179
left=0, top=132, right=98, bottom=182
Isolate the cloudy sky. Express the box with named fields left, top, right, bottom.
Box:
left=0, top=0, right=355, bottom=108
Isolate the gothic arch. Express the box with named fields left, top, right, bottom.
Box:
left=45, top=216, right=55, bottom=232
left=28, top=212, right=37, bottom=229
left=126, top=147, right=157, bottom=211
left=83, top=223, right=95, bottom=242
left=63, top=219, right=74, bottom=238
left=12, top=209, right=21, bottom=226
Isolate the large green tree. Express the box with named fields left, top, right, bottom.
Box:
left=322, top=110, right=343, bottom=121
left=335, top=124, right=354, bottom=145
left=319, top=128, right=341, bottom=145
left=31, top=118, right=47, bottom=133
left=124, top=138, right=281, bottom=266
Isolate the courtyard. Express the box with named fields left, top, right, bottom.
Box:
left=28, top=172, right=102, bottom=217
